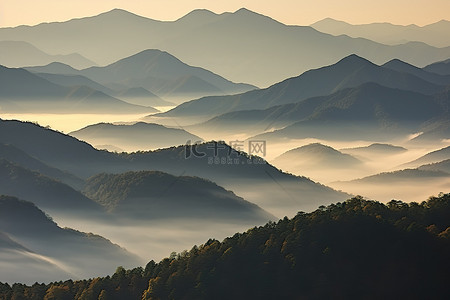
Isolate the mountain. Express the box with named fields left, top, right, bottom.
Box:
left=0, top=119, right=349, bottom=217
left=424, top=58, right=450, bottom=75
left=83, top=171, right=274, bottom=223
left=159, top=55, right=444, bottom=120
left=24, top=61, right=80, bottom=75
left=26, top=63, right=175, bottom=106
left=73, top=49, right=256, bottom=102
left=0, top=143, right=83, bottom=189
left=0, top=231, right=73, bottom=284
left=2, top=9, right=450, bottom=86
left=115, top=87, right=174, bottom=107
left=0, top=41, right=95, bottom=69
left=403, top=146, right=450, bottom=167
left=273, top=143, right=362, bottom=169
left=0, top=195, right=141, bottom=283
left=0, top=159, right=102, bottom=214
left=340, top=143, right=407, bottom=159
left=418, top=159, right=450, bottom=174
left=32, top=72, right=115, bottom=96
left=271, top=143, right=364, bottom=183
left=194, top=81, right=444, bottom=142
left=382, top=59, right=450, bottom=86
left=252, top=82, right=444, bottom=142
left=3, top=195, right=448, bottom=298
left=341, top=168, right=449, bottom=183
left=70, top=122, right=203, bottom=152
left=311, top=18, right=450, bottom=48
left=0, top=65, right=158, bottom=113
left=331, top=168, right=450, bottom=202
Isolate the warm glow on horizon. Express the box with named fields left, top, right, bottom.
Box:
left=1, top=0, right=449, bottom=28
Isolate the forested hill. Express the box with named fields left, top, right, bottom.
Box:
left=1, top=194, right=449, bottom=299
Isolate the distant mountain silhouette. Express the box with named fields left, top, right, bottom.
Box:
left=84, top=171, right=275, bottom=223
left=311, top=18, right=450, bottom=48
left=0, top=143, right=83, bottom=189
left=403, top=146, right=450, bottom=167
left=344, top=169, right=449, bottom=183
left=273, top=143, right=362, bottom=169
left=418, top=159, right=450, bottom=174
left=0, top=195, right=141, bottom=282
left=331, top=167, right=450, bottom=202
left=424, top=58, right=450, bottom=76
left=0, top=119, right=349, bottom=216
left=161, top=55, right=443, bottom=119
left=340, top=143, right=407, bottom=159
left=70, top=122, right=203, bottom=152
left=25, top=61, right=80, bottom=74
left=2, top=9, right=450, bottom=86
left=0, top=159, right=101, bottom=214
left=382, top=59, right=450, bottom=86
left=0, top=65, right=158, bottom=113
left=0, top=41, right=95, bottom=69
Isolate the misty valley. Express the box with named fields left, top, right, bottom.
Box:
left=0, top=6, right=449, bottom=300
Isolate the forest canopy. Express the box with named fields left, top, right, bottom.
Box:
left=1, top=194, right=449, bottom=300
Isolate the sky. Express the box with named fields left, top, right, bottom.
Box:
left=1, top=0, right=449, bottom=28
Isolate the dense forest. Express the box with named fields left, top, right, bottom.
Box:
left=1, top=194, right=449, bottom=300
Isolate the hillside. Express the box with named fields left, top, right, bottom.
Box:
left=70, top=122, right=203, bottom=152
left=424, top=58, right=450, bottom=75
left=418, top=159, right=450, bottom=174
left=0, top=143, right=83, bottom=189
left=84, top=171, right=274, bottom=223
left=0, top=195, right=141, bottom=283
left=0, top=231, right=73, bottom=284
left=0, top=159, right=101, bottom=214
left=404, top=146, right=450, bottom=167
left=331, top=168, right=450, bottom=203
left=2, top=194, right=448, bottom=298
left=0, top=119, right=349, bottom=217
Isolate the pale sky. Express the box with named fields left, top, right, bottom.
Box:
left=0, top=0, right=449, bottom=28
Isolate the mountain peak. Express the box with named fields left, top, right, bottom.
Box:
left=176, top=9, right=219, bottom=23
left=335, top=54, right=375, bottom=67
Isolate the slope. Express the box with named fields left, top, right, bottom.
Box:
left=0, top=195, right=141, bottom=282
left=0, top=159, right=102, bottom=214
left=70, top=122, right=202, bottom=152
left=0, top=119, right=349, bottom=217
left=84, top=171, right=275, bottom=223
